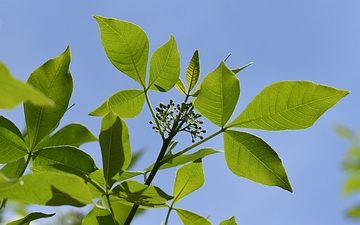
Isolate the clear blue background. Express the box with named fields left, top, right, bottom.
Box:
left=1, top=1, right=359, bottom=224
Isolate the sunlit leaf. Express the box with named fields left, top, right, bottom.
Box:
left=224, top=130, right=292, bottom=192
left=111, top=180, right=172, bottom=208
left=94, top=15, right=149, bottom=87
left=100, top=109, right=131, bottom=187
left=0, top=126, right=28, bottom=164
left=7, top=212, right=55, bottom=225
left=175, top=77, right=187, bottom=95
left=24, top=46, right=73, bottom=150
left=0, top=172, right=92, bottom=207
left=172, top=159, right=204, bottom=204
left=0, top=116, right=23, bottom=139
left=219, top=216, right=238, bottom=225
left=88, top=89, right=145, bottom=118
left=347, top=205, right=360, bottom=219
left=0, top=61, right=54, bottom=109
left=148, top=35, right=180, bottom=92
left=227, top=81, right=349, bottom=130
left=344, top=177, right=360, bottom=196
left=0, top=157, right=26, bottom=179
left=146, top=148, right=221, bottom=172
left=36, top=123, right=98, bottom=149
left=186, top=50, right=200, bottom=94
left=174, top=208, right=212, bottom=225
left=231, top=62, right=252, bottom=74
left=32, top=146, right=97, bottom=174
left=194, top=61, right=240, bottom=127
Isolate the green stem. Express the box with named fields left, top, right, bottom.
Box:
left=144, top=90, right=166, bottom=141
left=105, top=193, right=117, bottom=224
left=164, top=204, right=174, bottom=225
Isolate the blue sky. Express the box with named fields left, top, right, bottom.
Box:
left=1, top=1, right=360, bottom=224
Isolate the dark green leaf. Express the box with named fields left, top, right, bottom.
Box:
left=94, top=15, right=149, bottom=87
left=194, top=61, right=240, bottom=127
left=172, top=159, right=204, bottom=204
left=111, top=180, right=172, bottom=208
left=0, top=116, right=23, bottom=139
left=24, top=46, right=73, bottom=150
left=174, top=208, right=212, bottom=225
left=82, top=201, right=118, bottom=225
left=0, top=61, right=54, bottom=109
left=100, top=109, right=131, bottom=187
left=0, top=172, right=92, bottom=207
left=36, top=123, right=97, bottom=149
left=88, top=89, right=145, bottom=118
left=7, top=212, right=55, bottom=225
left=148, top=35, right=180, bottom=92
left=224, top=130, right=292, bottom=192
left=32, top=146, right=97, bottom=174
left=227, top=81, right=349, bottom=130
left=0, top=126, right=28, bottom=164
left=0, top=157, right=26, bottom=179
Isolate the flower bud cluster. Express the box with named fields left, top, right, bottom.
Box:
left=149, top=99, right=206, bottom=142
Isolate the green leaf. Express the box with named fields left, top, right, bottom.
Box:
left=88, top=89, right=145, bottom=117
left=7, top=212, right=55, bottom=225
left=32, top=146, right=97, bottom=174
left=0, top=126, right=28, bottom=164
left=82, top=202, right=118, bottom=225
left=186, top=50, right=200, bottom=94
left=347, top=206, right=360, bottom=219
left=24, top=46, right=73, bottom=150
left=224, top=130, right=292, bottom=192
left=194, top=61, right=240, bottom=127
left=175, top=77, right=187, bottom=95
left=344, top=177, right=360, bottom=196
left=231, top=62, right=252, bottom=74
left=94, top=15, right=149, bottom=87
left=148, top=35, right=180, bottom=92
left=172, top=159, right=204, bottom=204
left=111, top=180, right=172, bottom=208
left=0, top=171, right=92, bottom=207
left=100, top=109, right=131, bottom=187
left=219, top=216, right=238, bottom=225
left=227, top=81, right=350, bottom=130
left=36, top=123, right=98, bottom=149
left=0, top=116, right=24, bottom=139
left=0, top=157, right=26, bottom=179
left=174, top=208, right=212, bottom=225
left=0, top=61, right=54, bottom=109
left=146, top=148, right=221, bottom=172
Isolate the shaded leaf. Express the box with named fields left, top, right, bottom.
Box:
left=146, top=148, right=221, bottom=172
left=148, top=35, right=180, bottom=92
left=36, top=123, right=98, bottom=149
left=88, top=89, right=145, bottom=118
left=100, top=109, right=131, bottom=187
left=24, top=46, right=73, bottom=150
left=194, top=61, right=240, bottom=127
left=186, top=50, right=200, bottom=94
left=94, top=15, right=148, bottom=87
left=82, top=201, right=118, bottom=225
left=0, top=61, right=53, bottom=109
left=224, top=130, right=292, bottom=192
left=32, top=146, right=97, bottom=174
left=347, top=205, right=360, bottom=219
left=174, top=208, right=212, bottom=225
left=111, top=180, right=172, bottom=208
left=227, top=81, right=349, bottom=130
left=0, top=116, right=23, bottom=139
left=111, top=201, right=144, bottom=225
left=172, top=159, right=204, bottom=204
left=7, top=212, right=55, bottom=225
left=0, top=157, right=26, bottom=179
left=0, top=126, right=28, bottom=164
left=219, top=216, right=238, bottom=225
left=0, top=172, right=92, bottom=207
